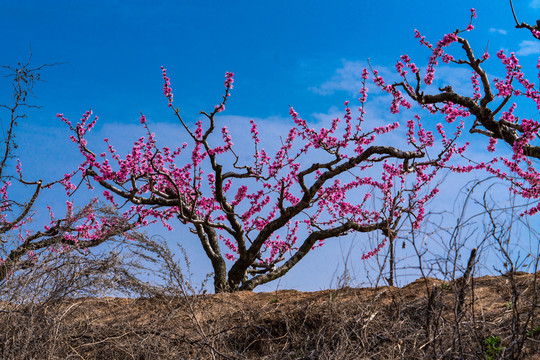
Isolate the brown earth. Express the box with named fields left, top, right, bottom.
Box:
left=3, top=273, right=540, bottom=359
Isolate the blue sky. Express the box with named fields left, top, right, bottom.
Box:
left=2, top=1, right=540, bottom=292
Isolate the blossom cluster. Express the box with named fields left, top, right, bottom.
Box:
left=161, top=66, right=173, bottom=107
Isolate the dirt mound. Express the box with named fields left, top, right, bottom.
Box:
left=2, top=273, right=540, bottom=359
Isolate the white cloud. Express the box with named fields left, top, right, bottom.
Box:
left=309, top=60, right=367, bottom=95
left=489, top=27, right=507, bottom=35
left=516, top=40, right=540, bottom=56
left=309, top=60, right=397, bottom=96
left=426, top=65, right=476, bottom=97
left=531, top=0, right=540, bottom=9
left=311, top=60, right=478, bottom=100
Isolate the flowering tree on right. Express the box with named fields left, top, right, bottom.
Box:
left=378, top=8, right=540, bottom=216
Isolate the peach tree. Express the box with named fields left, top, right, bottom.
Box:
left=380, top=9, right=540, bottom=215
left=0, top=60, right=137, bottom=286
left=59, top=9, right=540, bottom=292
left=59, top=73, right=463, bottom=292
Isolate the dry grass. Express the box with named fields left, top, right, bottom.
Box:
left=2, top=272, right=540, bottom=359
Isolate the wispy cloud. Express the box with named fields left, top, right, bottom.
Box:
left=426, top=66, right=476, bottom=97
left=531, top=0, right=540, bottom=9
left=489, top=27, right=507, bottom=35
left=309, top=60, right=396, bottom=96
left=311, top=59, right=478, bottom=100
left=516, top=40, right=540, bottom=56
left=309, top=60, right=368, bottom=95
